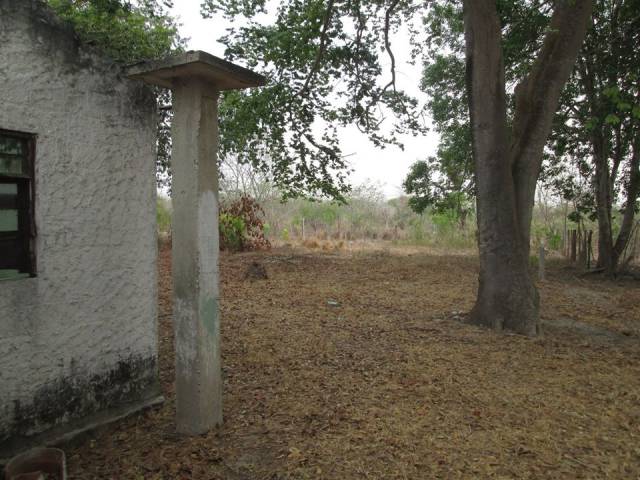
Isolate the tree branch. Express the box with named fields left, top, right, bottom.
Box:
left=297, top=0, right=335, bottom=97
left=510, top=0, right=594, bottom=247
left=382, top=0, right=400, bottom=93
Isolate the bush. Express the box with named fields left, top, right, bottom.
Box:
left=219, top=196, right=271, bottom=251
left=219, top=212, right=246, bottom=251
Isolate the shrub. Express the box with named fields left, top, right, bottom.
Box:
left=219, top=212, right=246, bottom=251
left=219, top=196, right=271, bottom=251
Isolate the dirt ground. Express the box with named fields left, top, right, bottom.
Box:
left=67, top=243, right=640, bottom=479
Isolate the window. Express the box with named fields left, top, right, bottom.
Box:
left=0, top=129, right=36, bottom=280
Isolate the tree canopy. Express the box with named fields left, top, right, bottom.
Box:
left=46, top=0, right=184, bottom=189
left=202, top=0, right=428, bottom=200
left=404, top=0, right=554, bottom=219
left=47, top=0, right=183, bottom=63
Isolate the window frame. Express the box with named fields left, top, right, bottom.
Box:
left=0, top=128, right=37, bottom=277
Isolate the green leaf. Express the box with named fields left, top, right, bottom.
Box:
left=584, top=117, right=599, bottom=130
left=604, top=113, right=620, bottom=125
left=603, top=86, right=620, bottom=99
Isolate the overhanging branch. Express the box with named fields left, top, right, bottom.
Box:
left=382, top=0, right=400, bottom=93
left=297, top=0, right=336, bottom=97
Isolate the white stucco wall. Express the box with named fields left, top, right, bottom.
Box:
left=0, top=0, right=159, bottom=454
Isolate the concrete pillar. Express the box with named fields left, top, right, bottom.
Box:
left=126, top=50, right=265, bottom=436
left=171, top=79, right=222, bottom=433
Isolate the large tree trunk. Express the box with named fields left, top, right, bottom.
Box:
left=590, top=124, right=638, bottom=276
left=593, top=132, right=616, bottom=274
left=612, top=136, right=640, bottom=269
left=463, top=0, right=593, bottom=336
left=582, top=54, right=617, bottom=275
left=463, top=1, right=539, bottom=335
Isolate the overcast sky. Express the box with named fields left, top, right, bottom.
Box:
left=170, top=0, right=439, bottom=198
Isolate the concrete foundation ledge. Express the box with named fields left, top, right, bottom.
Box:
left=0, top=392, right=164, bottom=464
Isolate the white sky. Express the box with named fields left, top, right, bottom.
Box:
left=170, top=0, right=439, bottom=198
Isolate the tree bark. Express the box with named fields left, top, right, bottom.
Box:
left=464, top=0, right=593, bottom=335
left=593, top=131, right=616, bottom=274
left=612, top=136, right=640, bottom=269
left=586, top=92, right=638, bottom=275
left=510, top=1, right=596, bottom=259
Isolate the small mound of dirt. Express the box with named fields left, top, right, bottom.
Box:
left=244, top=261, right=268, bottom=280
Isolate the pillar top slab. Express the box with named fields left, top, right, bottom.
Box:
left=126, top=50, right=266, bottom=90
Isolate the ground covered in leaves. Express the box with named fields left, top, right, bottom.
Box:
left=67, top=244, right=640, bottom=479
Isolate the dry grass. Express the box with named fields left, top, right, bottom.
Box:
left=66, top=244, right=640, bottom=479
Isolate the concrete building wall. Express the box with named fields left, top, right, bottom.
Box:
left=0, top=0, right=160, bottom=456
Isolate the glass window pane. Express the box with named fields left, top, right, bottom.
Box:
left=0, top=155, right=24, bottom=175
left=0, top=134, right=27, bottom=175
left=0, top=136, right=25, bottom=155
left=0, top=209, right=18, bottom=232
left=0, top=184, right=17, bottom=195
